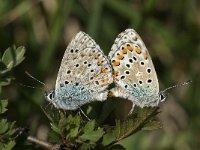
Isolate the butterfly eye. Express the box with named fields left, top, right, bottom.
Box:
left=159, top=93, right=167, bottom=102
left=49, top=92, right=55, bottom=99
left=49, top=93, right=53, bottom=99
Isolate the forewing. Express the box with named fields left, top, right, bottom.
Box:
left=109, top=29, right=159, bottom=97
left=56, top=31, right=113, bottom=94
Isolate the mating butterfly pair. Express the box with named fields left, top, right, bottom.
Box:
left=46, top=29, right=167, bottom=111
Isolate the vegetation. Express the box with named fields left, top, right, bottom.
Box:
left=0, top=0, right=199, bottom=149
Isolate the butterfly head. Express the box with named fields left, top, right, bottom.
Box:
left=159, top=92, right=168, bottom=102
left=45, top=90, right=55, bottom=102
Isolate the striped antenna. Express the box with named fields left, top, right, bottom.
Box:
left=25, top=71, right=50, bottom=91
left=161, top=80, right=192, bottom=93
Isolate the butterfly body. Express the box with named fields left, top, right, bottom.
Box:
left=46, top=31, right=113, bottom=110
left=109, top=29, right=163, bottom=108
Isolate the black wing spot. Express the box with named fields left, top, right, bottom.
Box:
left=88, top=64, right=92, bottom=67
left=147, top=79, right=152, bottom=83
left=139, top=81, right=142, bottom=84
left=70, top=49, right=74, bottom=53
left=126, top=64, right=130, bottom=68
left=140, top=61, right=145, bottom=65
left=147, top=68, right=151, bottom=73
left=133, top=56, right=137, bottom=61
left=67, top=70, right=71, bottom=74
left=129, top=59, right=133, bottom=63
left=121, top=75, right=126, bottom=80
left=125, top=71, right=130, bottom=74
left=125, top=85, right=128, bottom=88
left=65, top=81, right=69, bottom=84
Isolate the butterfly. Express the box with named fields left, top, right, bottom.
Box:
left=108, top=29, right=167, bottom=111
left=46, top=31, right=113, bottom=110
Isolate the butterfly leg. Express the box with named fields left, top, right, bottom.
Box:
left=128, top=103, right=135, bottom=115
left=78, top=107, right=90, bottom=121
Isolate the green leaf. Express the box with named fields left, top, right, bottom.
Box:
left=0, top=78, right=12, bottom=87
left=0, top=99, right=8, bottom=114
left=0, top=61, right=7, bottom=71
left=83, top=120, right=95, bottom=133
left=2, top=46, right=25, bottom=73
left=50, top=123, right=61, bottom=134
left=65, top=115, right=81, bottom=138
left=102, top=107, right=160, bottom=146
left=0, top=141, right=16, bottom=150
left=0, top=119, right=9, bottom=134
left=79, top=143, right=92, bottom=150
left=79, top=120, right=105, bottom=143
left=142, top=120, right=162, bottom=130
left=107, top=144, right=126, bottom=150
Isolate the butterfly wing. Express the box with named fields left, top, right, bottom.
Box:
left=54, top=31, right=113, bottom=110
left=109, top=29, right=159, bottom=107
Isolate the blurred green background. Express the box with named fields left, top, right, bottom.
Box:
left=0, top=0, right=199, bottom=149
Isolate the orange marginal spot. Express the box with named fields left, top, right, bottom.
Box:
left=127, top=44, right=133, bottom=51
left=135, top=46, right=141, bottom=54
left=81, top=53, right=85, bottom=57
left=101, top=67, right=107, bottom=73
left=117, top=54, right=124, bottom=60
left=114, top=77, right=119, bottom=81
left=95, top=55, right=99, bottom=59
left=112, top=60, right=120, bottom=66
left=97, top=61, right=103, bottom=66
left=122, top=47, right=127, bottom=54
left=113, top=70, right=119, bottom=76
left=143, top=51, right=148, bottom=60
left=108, top=91, right=115, bottom=97
left=95, top=54, right=101, bottom=59
left=102, top=79, right=109, bottom=85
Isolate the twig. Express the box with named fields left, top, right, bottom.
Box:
left=27, top=136, right=60, bottom=150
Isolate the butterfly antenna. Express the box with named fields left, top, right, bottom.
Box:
left=25, top=71, right=50, bottom=91
left=16, top=82, right=43, bottom=90
left=161, top=80, right=192, bottom=93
